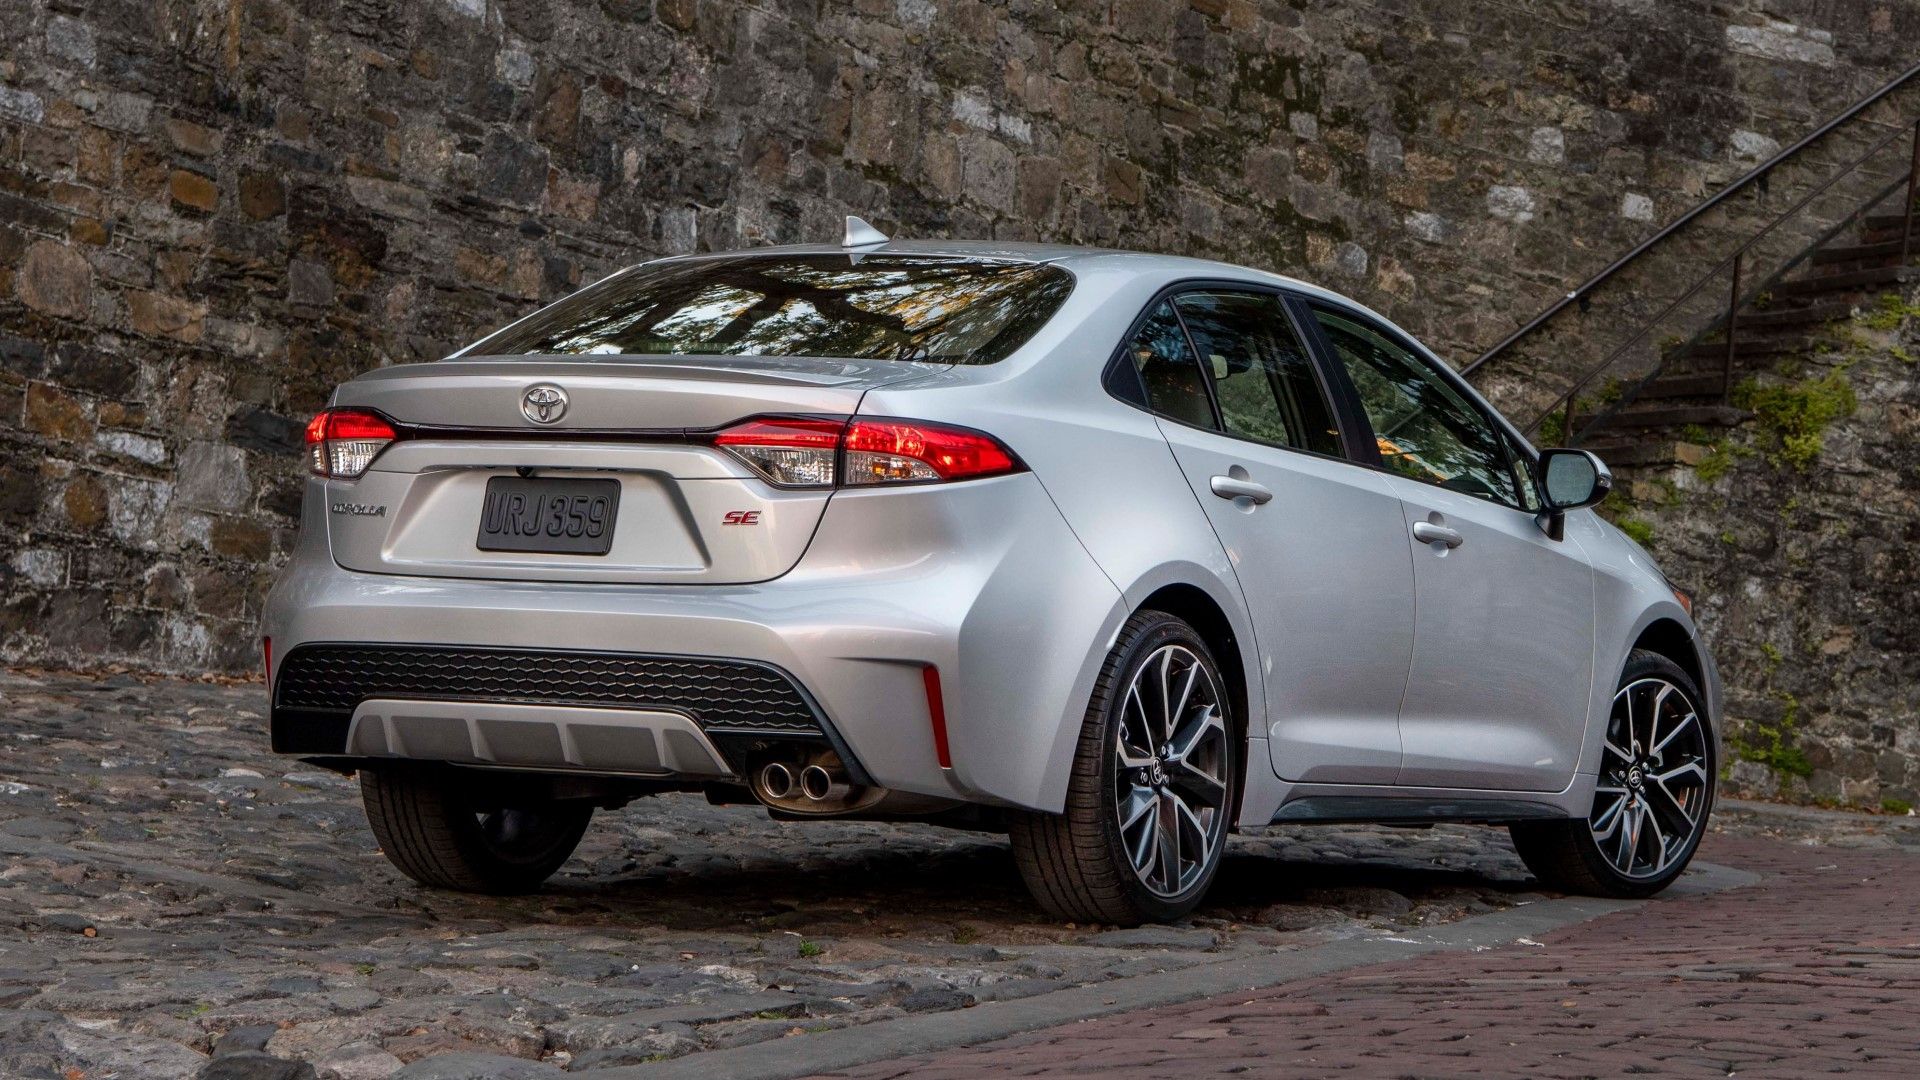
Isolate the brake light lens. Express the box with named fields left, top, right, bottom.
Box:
left=843, top=419, right=1019, bottom=485
left=711, top=416, right=1022, bottom=488
left=713, top=417, right=845, bottom=487
left=305, top=408, right=397, bottom=479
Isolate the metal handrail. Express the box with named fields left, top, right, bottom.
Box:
left=1567, top=169, right=1912, bottom=443
left=1459, top=59, right=1920, bottom=425
left=1531, top=120, right=1918, bottom=441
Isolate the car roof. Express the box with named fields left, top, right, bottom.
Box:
left=640, top=240, right=1366, bottom=310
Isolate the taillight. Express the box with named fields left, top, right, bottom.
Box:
left=713, top=417, right=845, bottom=488
left=711, top=416, right=1022, bottom=488
left=305, top=408, right=397, bottom=479
left=843, top=418, right=1019, bottom=485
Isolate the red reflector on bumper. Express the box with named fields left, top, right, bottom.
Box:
left=923, top=665, right=952, bottom=770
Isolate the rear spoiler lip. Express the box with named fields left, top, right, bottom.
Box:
left=369, top=410, right=852, bottom=445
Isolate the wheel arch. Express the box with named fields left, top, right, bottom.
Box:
left=1630, top=617, right=1706, bottom=704
left=1136, top=581, right=1254, bottom=822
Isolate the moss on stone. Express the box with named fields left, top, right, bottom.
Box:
left=1731, top=369, right=1857, bottom=471
left=1614, top=516, right=1655, bottom=546
left=1732, top=692, right=1813, bottom=780
left=1860, top=291, right=1920, bottom=332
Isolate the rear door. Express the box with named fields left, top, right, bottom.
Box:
left=1303, top=303, right=1597, bottom=792
left=1127, top=290, right=1416, bottom=784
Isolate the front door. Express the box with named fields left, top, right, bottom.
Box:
left=1306, top=303, right=1597, bottom=792
left=1125, top=291, right=1417, bottom=784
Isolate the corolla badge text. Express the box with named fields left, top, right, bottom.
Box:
left=330, top=502, right=387, bottom=517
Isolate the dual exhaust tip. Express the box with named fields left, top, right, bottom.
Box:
left=758, top=760, right=851, bottom=803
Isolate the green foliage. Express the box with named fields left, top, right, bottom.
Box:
left=1695, top=443, right=1734, bottom=482
left=1860, top=291, right=1920, bottom=332
left=1614, top=516, right=1656, bottom=546
left=1732, top=692, right=1813, bottom=779
left=797, top=940, right=824, bottom=958
left=1534, top=409, right=1566, bottom=446
left=1882, top=798, right=1914, bottom=816
left=1732, top=370, right=1857, bottom=471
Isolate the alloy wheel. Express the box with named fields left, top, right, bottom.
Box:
left=1591, top=676, right=1710, bottom=879
left=1112, top=644, right=1230, bottom=898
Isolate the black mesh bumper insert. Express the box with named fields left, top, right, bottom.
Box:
left=272, top=644, right=825, bottom=737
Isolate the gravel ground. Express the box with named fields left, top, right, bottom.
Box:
left=3, top=668, right=1890, bottom=1078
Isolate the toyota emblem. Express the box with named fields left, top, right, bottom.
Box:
left=521, top=384, right=568, bottom=425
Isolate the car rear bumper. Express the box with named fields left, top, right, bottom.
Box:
left=262, top=473, right=1125, bottom=811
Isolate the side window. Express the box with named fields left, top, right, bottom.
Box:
left=1311, top=305, right=1523, bottom=508
left=1173, top=292, right=1342, bottom=456
left=1123, top=301, right=1217, bottom=429
left=1503, top=431, right=1542, bottom=513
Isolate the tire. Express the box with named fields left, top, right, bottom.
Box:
left=1010, top=610, right=1239, bottom=925
left=360, top=768, right=593, bottom=895
left=1509, top=649, right=1716, bottom=899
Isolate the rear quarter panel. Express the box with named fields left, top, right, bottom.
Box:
left=855, top=258, right=1267, bottom=817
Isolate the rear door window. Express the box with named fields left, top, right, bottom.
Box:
left=469, top=255, right=1075, bottom=365
left=1120, top=301, right=1219, bottom=429
left=1172, top=291, right=1342, bottom=456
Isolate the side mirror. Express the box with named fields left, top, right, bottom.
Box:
left=1539, top=448, right=1612, bottom=511
left=1534, top=449, right=1612, bottom=541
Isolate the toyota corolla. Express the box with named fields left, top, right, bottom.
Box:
left=262, top=221, right=1719, bottom=924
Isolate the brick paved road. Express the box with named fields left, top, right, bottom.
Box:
left=819, top=831, right=1920, bottom=1079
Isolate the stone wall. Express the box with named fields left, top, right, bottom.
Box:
left=1605, top=287, right=1920, bottom=812
left=2, top=0, right=1918, bottom=675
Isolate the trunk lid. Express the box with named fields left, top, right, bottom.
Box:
left=323, top=356, right=932, bottom=584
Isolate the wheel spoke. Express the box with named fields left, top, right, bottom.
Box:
left=1603, top=739, right=1634, bottom=767
left=1615, top=802, right=1643, bottom=872
left=1155, top=790, right=1181, bottom=894
left=1655, top=760, right=1708, bottom=789
left=1591, top=791, right=1628, bottom=840
left=1623, top=685, right=1640, bottom=751
left=1169, top=663, right=1200, bottom=741
left=1166, top=705, right=1223, bottom=765
left=1171, top=794, right=1211, bottom=890
left=1118, top=786, right=1156, bottom=832
left=1643, top=805, right=1671, bottom=873
left=1125, top=797, right=1160, bottom=877
left=1156, top=650, right=1176, bottom=746
left=1651, top=713, right=1699, bottom=759
left=1643, top=773, right=1697, bottom=840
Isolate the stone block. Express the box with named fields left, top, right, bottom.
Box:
left=126, top=291, right=206, bottom=342
left=175, top=442, right=251, bottom=513
left=15, top=240, right=92, bottom=320
left=169, top=169, right=219, bottom=212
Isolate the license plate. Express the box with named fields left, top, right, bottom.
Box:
left=476, top=477, right=621, bottom=555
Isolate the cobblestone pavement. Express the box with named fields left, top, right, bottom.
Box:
left=2, top=669, right=1552, bottom=1078
left=819, top=822, right=1920, bottom=1079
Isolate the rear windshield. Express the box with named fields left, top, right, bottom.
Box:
left=469, top=254, right=1075, bottom=365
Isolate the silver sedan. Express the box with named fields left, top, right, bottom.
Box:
left=263, top=222, right=1720, bottom=924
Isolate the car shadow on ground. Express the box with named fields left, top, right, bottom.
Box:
left=404, top=820, right=1542, bottom=938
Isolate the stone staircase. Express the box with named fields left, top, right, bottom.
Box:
left=1577, top=211, right=1918, bottom=475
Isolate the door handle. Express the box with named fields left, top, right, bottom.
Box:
left=1412, top=521, right=1464, bottom=549
left=1210, top=475, right=1272, bottom=505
